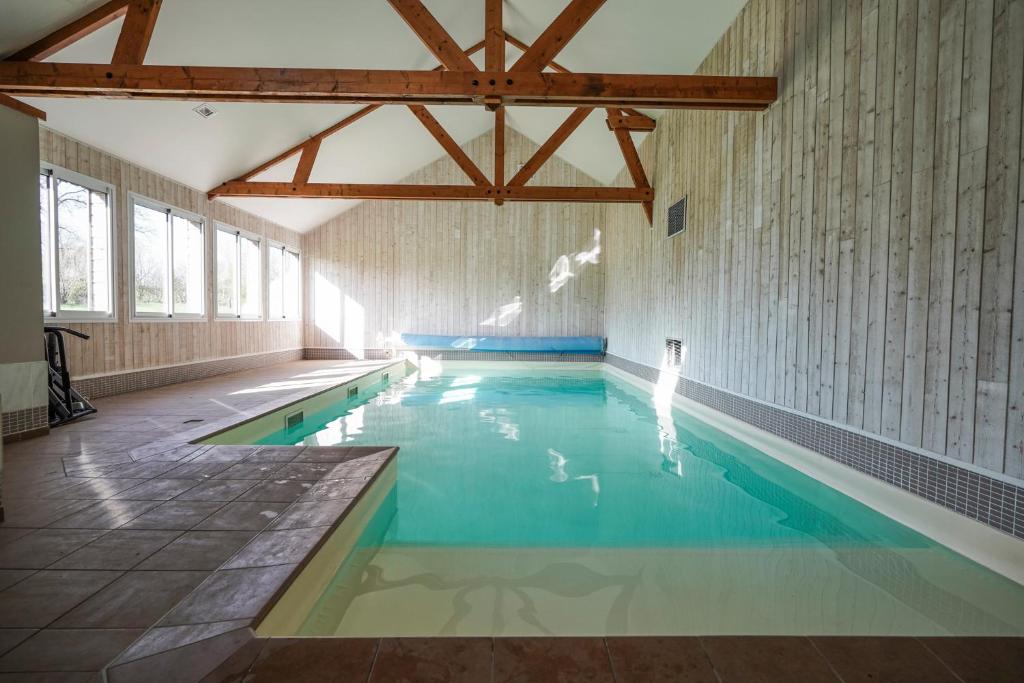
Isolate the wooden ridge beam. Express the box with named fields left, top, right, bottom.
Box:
left=111, top=0, right=162, bottom=65
left=408, top=104, right=490, bottom=186
left=508, top=107, right=592, bottom=186
left=388, top=0, right=478, bottom=72
left=485, top=0, right=504, bottom=71
left=210, top=182, right=652, bottom=203
left=510, top=0, right=606, bottom=73
left=0, top=63, right=778, bottom=110
left=5, top=0, right=129, bottom=62
left=292, top=138, right=320, bottom=184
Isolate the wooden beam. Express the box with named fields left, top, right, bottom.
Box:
left=0, top=64, right=778, bottom=109
left=508, top=107, right=592, bottom=186
left=610, top=115, right=653, bottom=225
left=0, top=93, right=45, bottom=120
left=209, top=181, right=652, bottom=203
left=606, top=113, right=656, bottom=131
left=388, top=0, right=478, bottom=72
left=408, top=104, right=490, bottom=186
left=228, top=105, right=382, bottom=186
left=503, top=32, right=655, bottom=126
left=209, top=41, right=487, bottom=197
left=494, top=106, right=505, bottom=204
left=510, top=0, right=606, bottom=72
left=111, top=0, right=162, bottom=65
left=5, top=0, right=129, bottom=62
left=292, top=138, right=320, bottom=184
left=485, top=0, right=504, bottom=71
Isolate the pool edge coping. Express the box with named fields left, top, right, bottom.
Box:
left=602, top=362, right=1024, bottom=587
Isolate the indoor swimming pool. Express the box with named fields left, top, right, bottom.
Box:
left=223, top=364, right=1024, bottom=637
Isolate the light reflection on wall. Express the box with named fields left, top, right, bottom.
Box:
left=549, top=228, right=601, bottom=293
left=343, top=295, right=365, bottom=360
left=313, top=272, right=341, bottom=342
left=479, top=296, right=523, bottom=327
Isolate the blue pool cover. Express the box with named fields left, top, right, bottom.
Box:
left=399, top=333, right=605, bottom=354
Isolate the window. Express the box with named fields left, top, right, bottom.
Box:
left=216, top=224, right=261, bottom=318
left=40, top=165, right=115, bottom=319
left=268, top=243, right=301, bottom=319
left=131, top=195, right=205, bottom=318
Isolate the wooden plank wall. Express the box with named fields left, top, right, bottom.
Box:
left=604, top=0, right=1024, bottom=479
left=302, top=127, right=606, bottom=352
left=39, top=128, right=304, bottom=378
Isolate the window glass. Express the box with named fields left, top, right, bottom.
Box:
left=53, top=176, right=111, bottom=314
left=131, top=198, right=205, bottom=318
left=39, top=174, right=51, bottom=313
left=284, top=249, right=300, bottom=319
left=268, top=246, right=300, bottom=319
left=216, top=229, right=238, bottom=316
left=239, top=235, right=261, bottom=318
left=172, top=215, right=204, bottom=315
left=268, top=246, right=283, bottom=318
left=133, top=202, right=169, bottom=314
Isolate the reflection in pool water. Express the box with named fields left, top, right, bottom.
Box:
left=257, top=369, right=1024, bottom=636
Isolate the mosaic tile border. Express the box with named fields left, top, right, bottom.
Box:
left=1, top=405, right=49, bottom=439
left=304, top=347, right=604, bottom=362
left=605, top=353, right=1024, bottom=540
left=73, top=349, right=304, bottom=400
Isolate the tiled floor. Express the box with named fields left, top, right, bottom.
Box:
left=1, top=360, right=1023, bottom=682
left=0, top=360, right=398, bottom=680
left=223, top=635, right=1024, bottom=682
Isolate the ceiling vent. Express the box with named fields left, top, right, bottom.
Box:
left=192, top=103, right=217, bottom=119
left=668, top=196, right=687, bottom=238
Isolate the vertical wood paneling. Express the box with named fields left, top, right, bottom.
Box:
left=604, top=0, right=1023, bottom=480
left=1005, top=0, right=1024, bottom=479
left=975, top=0, right=1022, bottom=471
left=922, top=0, right=966, bottom=453
left=39, top=129, right=303, bottom=378
left=881, top=0, right=918, bottom=440
left=301, top=128, right=606, bottom=353
left=946, top=0, right=994, bottom=460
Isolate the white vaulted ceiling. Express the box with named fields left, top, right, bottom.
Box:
left=1, top=0, right=745, bottom=232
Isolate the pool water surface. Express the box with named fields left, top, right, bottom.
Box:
left=254, top=367, right=1024, bottom=637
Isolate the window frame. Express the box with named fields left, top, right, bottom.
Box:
left=40, top=162, right=117, bottom=323
left=214, top=222, right=263, bottom=320
left=128, top=192, right=207, bottom=322
left=266, top=240, right=302, bottom=321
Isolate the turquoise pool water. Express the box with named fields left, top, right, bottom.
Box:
left=256, top=367, right=1024, bottom=636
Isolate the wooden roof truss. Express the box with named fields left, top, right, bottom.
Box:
left=1, top=0, right=777, bottom=223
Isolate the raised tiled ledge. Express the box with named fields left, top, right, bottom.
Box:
left=605, top=353, right=1024, bottom=541
left=72, top=348, right=305, bottom=401
left=0, top=405, right=48, bottom=440
left=103, top=444, right=396, bottom=683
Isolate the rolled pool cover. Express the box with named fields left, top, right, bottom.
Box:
left=399, top=334, right=606, bottom=354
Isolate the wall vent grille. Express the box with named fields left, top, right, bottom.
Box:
left=285, top=411, right=303, bottom=430
left=348, top=386, right=359, bottom=398
left=665, top=338, right=683, bottom=368
left=668, top=196, right=687, bottom=238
